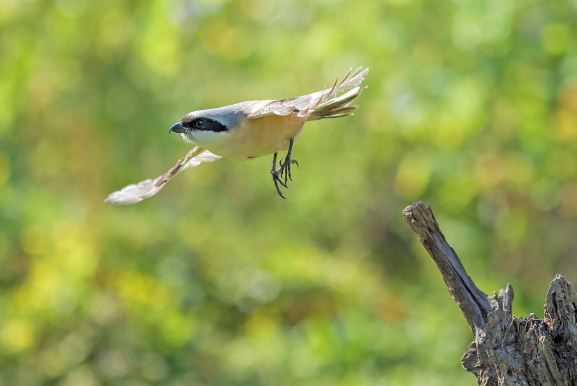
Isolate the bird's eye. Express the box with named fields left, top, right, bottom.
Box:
left=194, top=119, right=207, bottom=129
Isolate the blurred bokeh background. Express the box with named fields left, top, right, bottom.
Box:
left=2, top=0, right=577, bottom=385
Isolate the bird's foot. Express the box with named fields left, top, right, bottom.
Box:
left=279, top=153, right=298, bottom=184
left=270, top=143, right=299, bottom=199
left=271, top=167, right=288, bottom=200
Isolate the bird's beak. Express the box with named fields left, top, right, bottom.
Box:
left=169, top=122, right=185, bottom=134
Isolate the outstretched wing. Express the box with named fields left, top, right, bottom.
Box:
left=246, top=67, right=369, bottom=119
left=105, top=147, right=221, bottom=205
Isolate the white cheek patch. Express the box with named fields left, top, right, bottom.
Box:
left=190, top=130, right=228, bottom=145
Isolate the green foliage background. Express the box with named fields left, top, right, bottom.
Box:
left=2, top=0, right=577, bottom=385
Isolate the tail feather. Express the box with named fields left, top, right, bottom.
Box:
left=307, top=67, right=368, bottom=121
left=260, top=67, right=368, bottom=121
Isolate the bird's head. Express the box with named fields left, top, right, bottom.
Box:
left=169, top=106, right=246, bottom=143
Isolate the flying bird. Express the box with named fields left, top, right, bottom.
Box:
left=105, top=67, right=368, bottom=205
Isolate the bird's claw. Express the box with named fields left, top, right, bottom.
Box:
left=271, top=169, right=287, bottom=199
left=280, top=157, right=295, bottom=182
left=270, top=138, right=299, bottom=199
left=271, top=169, right=288, bottom=188
left=278, top=151, right=298, bottom=183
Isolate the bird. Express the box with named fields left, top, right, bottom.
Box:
left=105, top=67, right=368, bottom=205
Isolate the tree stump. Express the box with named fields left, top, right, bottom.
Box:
left=403, top=202, right=577, bottom=386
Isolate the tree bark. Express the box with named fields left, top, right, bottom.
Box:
left=403, top=202, right=577, bottom=386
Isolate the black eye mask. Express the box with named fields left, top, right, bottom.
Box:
left=184, top=118, right=228, bottom=132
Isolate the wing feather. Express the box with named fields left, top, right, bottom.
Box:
left=105, top=147, right=221, bottom=205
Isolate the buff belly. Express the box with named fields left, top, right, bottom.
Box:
left=190, top=115, right=306, bottom=159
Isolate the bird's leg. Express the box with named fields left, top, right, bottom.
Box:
left=271, top=152, right=287, bottom=199
left=270, top=138, right=299, bottom=199
left=279, top=138, right=299, bottom=184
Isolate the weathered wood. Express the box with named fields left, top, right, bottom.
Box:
left=403, top=202, right=491, bottom=330
left=403, top=202, right=577, bottom=386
